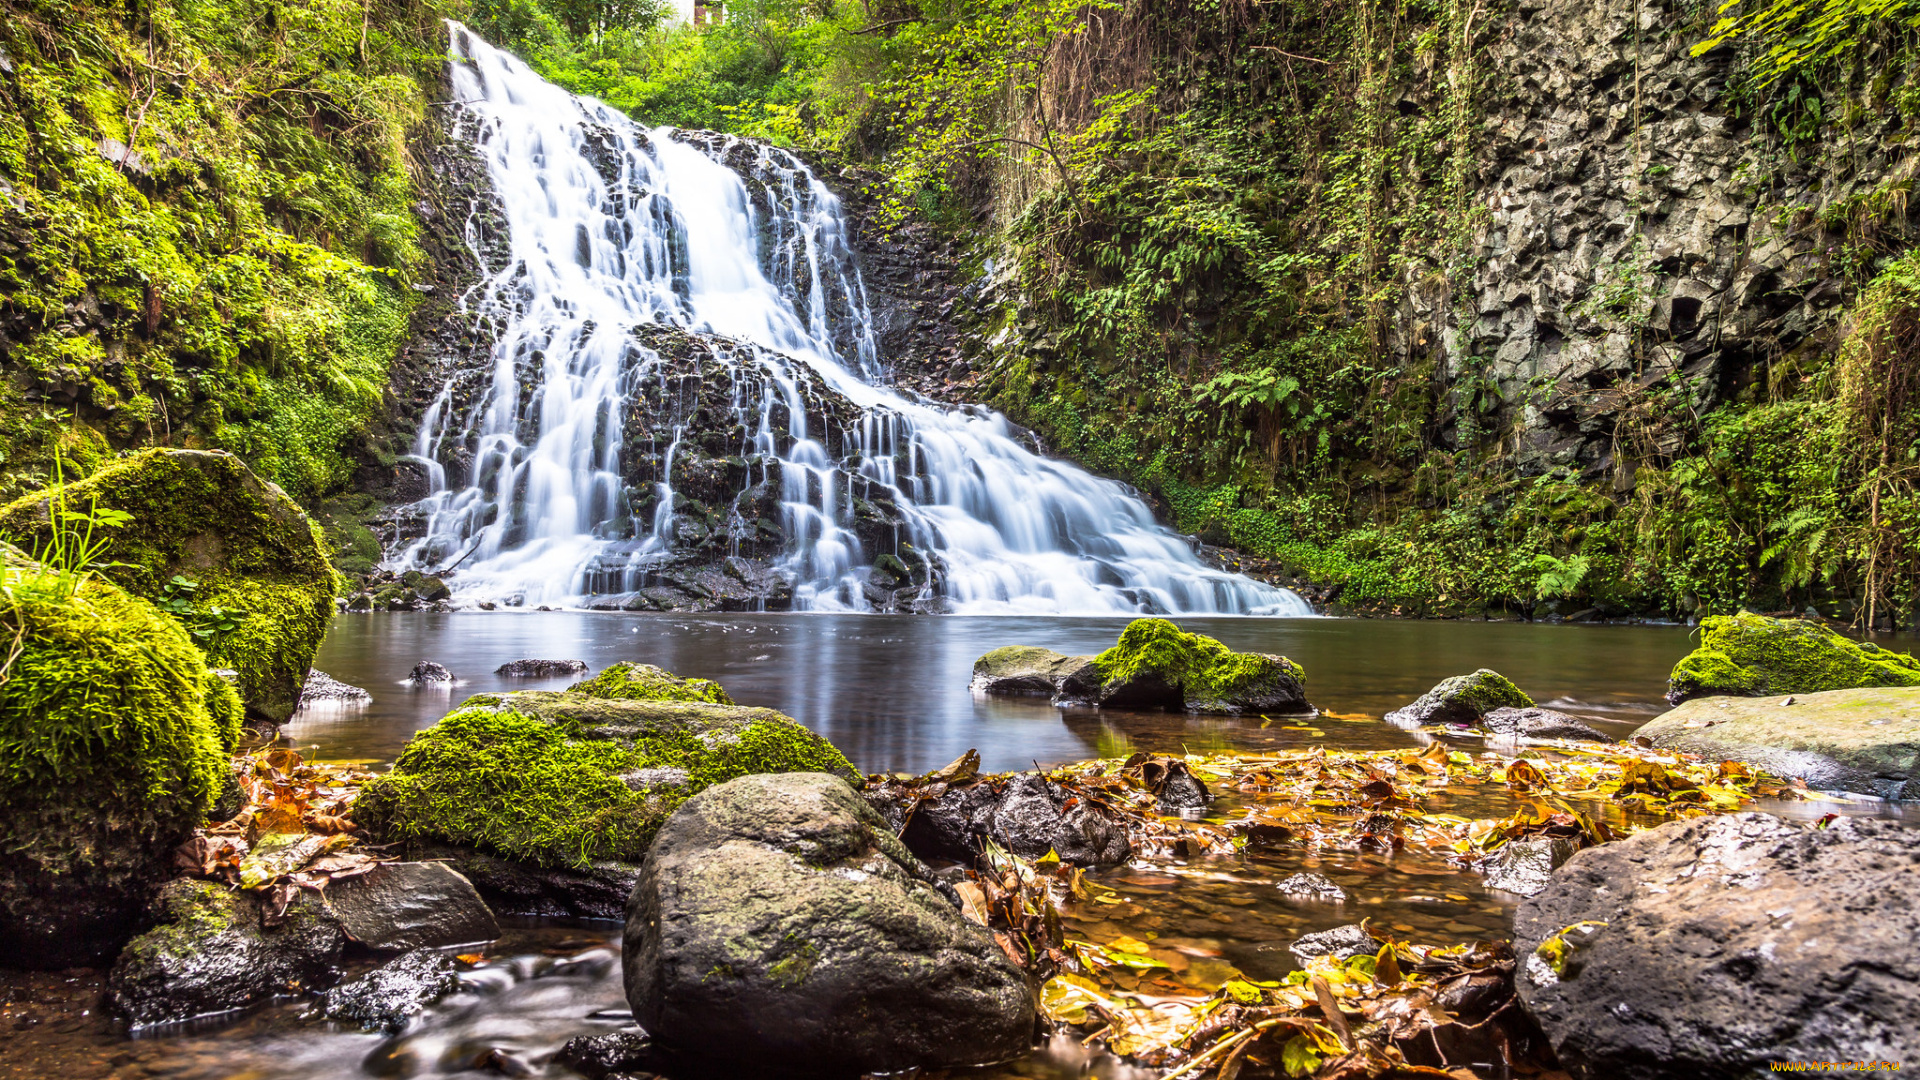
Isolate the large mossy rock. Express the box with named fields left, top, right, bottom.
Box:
left=625, top=772, right=1035, bottom=1076
left=1636, top=686, right=1920, bottom=799
left=1513, top=813, right=1920, bottom=1079
left=973, top=619, right=1310, bottom=715
left=1385, top=669, right=1534, bottom=727
left=0, top=449, right=339, bottom=724
left=353, top=683, right=857, bottom=870
left=568, top=661, right=733, bottom=704
left=1666, top=612, right=1920, bottom=705
left=108, top=879, right=345, bottom=1027
left=0, top=548, right=241, bottom=969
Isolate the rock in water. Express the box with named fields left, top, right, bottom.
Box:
left=1513, top=813, right=1920, bottom=1079
left=1385, top=669, right=1533, bottom=727
left=322, top=949, right=460, bottom=1033
left=1481, top=706, right=1608, bottom=741
left=874, top=773, right=1130, bottom=867
left=324, top=862, right=499, bottom=950
left=1481, top=835, right=1578, bottom=896
left=1287, top=923, right=1378, bottom=965
left=1636, top=685, right=1920, bottom=799
left=495, top=659, right=589, bottom=677
left=1275, top=872, right=1347, bottom=901
left=300, top=669, right=372, bottom=704
left=624, top=773, right=1035, bottom=1076
left=1666, top=612, right=1920, bottom=705
left=0, top=545, right=241, bottom=969
left=568, top=661, right=732, bottom=704
left=0, top=449, right=337, bottom=725
left=108, top=880, right=344, bottom=1027
left=969, top=646, right=1096, bottom=697
left=406, top=660, right=453, bottom=684
left=973, top=619, right=1311, bottom=715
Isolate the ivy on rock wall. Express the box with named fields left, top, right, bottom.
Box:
left=0, top=0, right=446, bottom=503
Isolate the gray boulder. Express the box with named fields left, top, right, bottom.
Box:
left=325, top=861, right=499, bottom=950
left=1275, top=872, right=1347, bottom=901
left=300, top=669, right=372, bottom=704
left=495, top=659, right=589, bottom=677
left=1514, top=813, right=1920, bottom=1079
left=322, top=948, right=459, bottom=1032
left=108, top=880, right=343, bottom=1027
left=1386, top=669, right=1533, bottom=727
left=1635, top=686, right=1920, bottom=799
left=406, top=661, right=453, bottom=684
left=875, top=773, right=1130, bottom=867
left=970, top=646, right=1094, bottom=697
left=625, top=772, right=1035, bottom=1076
left=1481, top=835, right=1579, bottom=896
left=1287, top=922, right=1378, bottom=965
left=1481, top=706, right=1608, bottom=742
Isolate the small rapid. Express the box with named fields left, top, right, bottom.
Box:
left=395, top=24, right=1309, bottom=616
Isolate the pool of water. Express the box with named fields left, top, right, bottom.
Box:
left=287, top=612, right=1699, bottom=773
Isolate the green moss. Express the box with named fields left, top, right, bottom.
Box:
left=353, top=688, right=857, bottom=868
left=1668, top=613, right=1920, bottom=702
left=0, top=449, right=339, bottom=722
left=0, top=548, right=230, bottom=963
left=1092, top=618, right=1304, bottom=707
left=569, top=662, right=735, bottom=705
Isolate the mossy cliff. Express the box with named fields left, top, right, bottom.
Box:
left=1667, top=613, right=1920, bottom=704
left=354, top=675, right=858, bottom=869
left=0, top=545, right=237, bottom=968
left=0, top=449, right=338, bottom=722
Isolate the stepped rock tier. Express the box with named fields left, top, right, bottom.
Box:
left=384, top=24, right=1308, bottom=616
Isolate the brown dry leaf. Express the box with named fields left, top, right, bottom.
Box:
left=305, top=813, right=357, bottom=834
left=952, top=880, right=991, bottom=926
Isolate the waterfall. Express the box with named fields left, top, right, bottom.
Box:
left=396, top=23, right=1311, bottom=618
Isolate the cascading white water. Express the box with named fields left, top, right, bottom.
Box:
left=396, top=24, right=1311, bottom=617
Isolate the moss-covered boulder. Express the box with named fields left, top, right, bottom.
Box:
left=569, top=661, right=734, bottom=704
left=1385, top=669, right=1534, bottom=727
left=353, top=686, right=856, bottom=869
left=0, top=547, right=241, bottom=968
left=1082, top=618, right=1310, bottom=714
left=1666, top=613, right=1920, bottom=705
left=1637, top=686, right=1920, bottom=799
left=0, top=449, right=339, bottom=724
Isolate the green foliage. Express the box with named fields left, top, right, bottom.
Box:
left=568, top=661, right=735, bottom=704
left=1695, top=0, right=1920, bottom=90
left=1668, top=612, right=1920, bottom=700
left=154, top=575, right=248, bottom=649
left=353, top=688, right=857, bottom=867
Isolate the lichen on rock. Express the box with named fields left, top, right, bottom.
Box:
left=1666, top=612, right=1920, bottom=705
left=0, top=545, right=237, bottom=968
left=568, top=661, right=734, bottom=705
left=0, top=449, right=340, bottom=725
left=352, top=684, right=856, bottom=869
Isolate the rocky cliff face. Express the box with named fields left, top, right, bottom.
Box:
left=1416, top=0, right=1909, bottom=478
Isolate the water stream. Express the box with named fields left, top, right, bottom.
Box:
left=393, top=25, right=1307, bottom=617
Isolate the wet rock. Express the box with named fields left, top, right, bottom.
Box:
left=976, top=619, right=1312, bottom=715
left=556, top=1030, right=657, bottom=1078
left=406, top=661, right=453, bottom=684
left=322, top=949, right=460, bottom=1033
left=625, top=772, right=1035, bottom=1076
left=0, top=449, right=337, bottom=725
left=1666, top=613, right=1920, bottom=705
left=400, top=841, right=639, bottom=921
left=1275, top=872, right=1347, bottom=901
left=1481, top=835, right=1578, bottom=896
left=1514, top=813, right=1920, bottom=1080
left=494, top=659, right=589, bottom=677
left=1386, top=669, right=1533, bottom=727
left=884, top=774, right=1130, bottom=868
left=300, top=669, right=372, bottom=704
left=969, top=646, right=1094, bottom=696
left=1150, top=759, right=1210, bottom=811
left=108, top=880, right=344, bottom=1027
left=1287, top=923, right=1378, bottom=965
left=325, top=862, right=499, bottom=951
left=1481, top=706, right=1608, bottom=741
left=1636, top=686, right=1920, bottom=799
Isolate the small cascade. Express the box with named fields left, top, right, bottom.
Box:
left=395, top=23, right=1311, bottom=617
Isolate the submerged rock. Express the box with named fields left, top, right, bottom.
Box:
left=625, top=772, right=1035, bottom=1076
left=973, top=618, right=1311, bottom=715
left=108, top=880, right=343, bottom=1027
left=0, top=545, right=241, bottom=969
left=300, top=669, right=372, bottom=704
left=1514, top=813, right=1920, bottom=1079
left=1287, top=923, right=1378, bottom=965
left=0, top=449, right=337, bottom=725
left=322, top=949, right=460, bottom=1033
left=568, top=661, right=732, bottom=704
left=324, top=861, right=499, bottom=950
left=1635, top=686, right=1920, bottom=799
left=353, top=681, right=855, bottom=870
left=1275, top=872, right=1347, bottom=902
left=1481, top=706, right=1608, bottom=742
left=495, top=658, right=589, bottom=677
left=1666, top=612, right=1920, bottom=705
left=406, top=660, right=453, bottom=684
left=1385, top=669, right=1533, bottom=727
